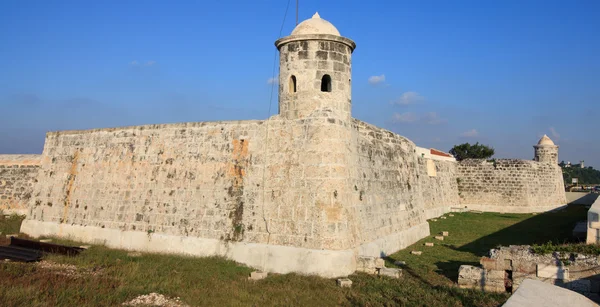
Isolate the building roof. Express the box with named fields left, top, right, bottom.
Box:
left=291, top=12, right=341, bottom=36
left=537, top=134, right=555, bottom=146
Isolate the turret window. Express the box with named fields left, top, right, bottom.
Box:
left=289, top=75, right=297, bottom=93
left=321, top=74, right=332, bottom=92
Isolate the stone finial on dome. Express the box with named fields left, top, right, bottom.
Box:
left=537, top=134, right=555, bottom=146
left=291, top=12, right=341, bottom=36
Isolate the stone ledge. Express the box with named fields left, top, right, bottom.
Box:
left=461, top=203, right=567, bottom=214
left=20, top=219, right=355, bottom=278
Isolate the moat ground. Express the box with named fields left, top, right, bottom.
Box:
left=0, top=205, right=586, bottom=307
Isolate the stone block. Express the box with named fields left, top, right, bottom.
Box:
left=441, top=231, right=449, bottom=236
left=394, top=260, right=406, bottom=266
left=486, top=269, right=505, bottom=280
left=378, top=267, right=402, bottom=279
left=411, top=251, right=422, bottom=255
left=483, top=280, right=506, bottom=293
left=449, top=214, right=454, bottom=217
left=480, top=257, right=498, bottom=270
left=458, top=265, right=484, bottom=289
left=79, top=245, right=91, bottom=249
left=356, top=256, right=382, bottom=274
left=39, top=239, right=52, bottom=243
left=374, top=258, right=385, bottom=269
left=425, top=242, right=434, bottom=247
left=337, top=278, right=352, bottom=288
left=248, top=271, right=268, bottom=281
left=431, top=219, right=437, bottom=222
left=537, top=264, right=569, bottom=280
left=434, top=236, right=444, bottom=241
left=5, top=234, right=18, bottom=238
left=441, top=216, right=447, bottom=219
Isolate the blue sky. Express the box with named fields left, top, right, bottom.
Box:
left=1, top=1, right=598, bottom=167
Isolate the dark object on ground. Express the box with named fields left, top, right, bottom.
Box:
left=0, top=237, right=84, bottom=262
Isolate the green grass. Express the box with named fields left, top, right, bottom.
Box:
left=0, top=205, right=587, bottom=307
left=0, top=213, right=26, bottom=236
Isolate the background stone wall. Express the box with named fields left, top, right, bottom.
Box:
left=418, top=157, right=460, bottom=220
left=0, top=155, right=40, bottom=215
left=457, top=159, right=567, bottom=212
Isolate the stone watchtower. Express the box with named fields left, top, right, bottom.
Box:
left=275, top=12, right=356, bottom=120
left=534, top=135, right=559, bottom=164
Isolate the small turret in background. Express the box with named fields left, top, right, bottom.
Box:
left=533, top=135, right=559, bottom=164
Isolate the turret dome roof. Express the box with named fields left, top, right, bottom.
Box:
left=291, top=12, right=341, bottom=36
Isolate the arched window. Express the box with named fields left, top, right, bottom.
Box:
left=289, top=75, right=297, bottom=93
left=321, top=74, right=332, bottom=92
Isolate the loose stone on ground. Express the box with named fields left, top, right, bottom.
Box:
left=337, top=278, right=352, bottom=288
left=378, top=267, right=402, bottom=278
left=411, top=251, right=422, bottom=255
left=122, top=293, right=188, bottom=307
left=248, top=271, right=268, bottom=281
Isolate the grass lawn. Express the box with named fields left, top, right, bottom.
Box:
left=0, top=205, right=586, bottom=307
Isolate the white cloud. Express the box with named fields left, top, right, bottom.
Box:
left=422, top=112, right=446, bottom=125
left=392, top=112, right=418, bottom=123
left=266, top=77, right=278, bottom=85
left=392, top=91, right=424, bottom=105
left=549, top=127, right=560, bottom=140
left=368, top=74, right=386, bottom=85
left=129, top=60, right=139, bottom=66
left=460, top=129, right=479, bottom=138
left=144, top=60, right=156, bottom=66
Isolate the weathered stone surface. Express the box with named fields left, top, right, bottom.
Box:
left=457, top=159, right=566, bottom=213
left=378, top=267, right=402, bottom=278
left=357, top=257, right=383, bottom=274
left=480, top=257, right=498, bottom=270
left=337, top=278, right=352, bottom=288
left=458, top=265, right=484, bottom=289
left=537, top=264, right=569, bottom=280
left=0, top=155, right=40, bottom=215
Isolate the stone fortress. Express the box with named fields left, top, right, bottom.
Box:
left=0, top=13, right=566, bottom=277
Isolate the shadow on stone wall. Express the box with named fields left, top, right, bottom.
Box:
left=435, top=205, right=588, bottom=282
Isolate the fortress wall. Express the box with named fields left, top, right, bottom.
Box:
left=346, top=120, right=430, bottom=257
left=20, top=118, right=359, bottom=277
left=417, top=157, right=460, bottom=220
left=0, top=155, right=40, bottom=215
left=457, top=159, right=567, bottom=213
